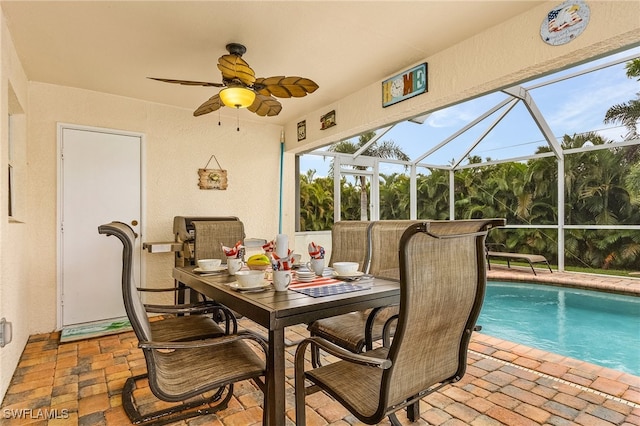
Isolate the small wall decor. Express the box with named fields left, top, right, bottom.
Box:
left=382, top=63, right=428, bottom=108
left=540, top=1, right=590, bottom=46
left=320, top=110, right=336, bottom=130
left=297, top=120, right=307, bottom=141
left=198, top=155, right=228, bottom=190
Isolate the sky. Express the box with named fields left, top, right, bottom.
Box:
left=301, top=45, right=640, bottom=178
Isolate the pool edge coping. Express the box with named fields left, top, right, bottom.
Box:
left=487, top=266, right=640, bottom=297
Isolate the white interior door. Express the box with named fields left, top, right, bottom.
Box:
left=59, top=125, right=142, bottom=326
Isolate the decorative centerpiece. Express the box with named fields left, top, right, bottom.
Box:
left=247, top=253, right=270, bottom=270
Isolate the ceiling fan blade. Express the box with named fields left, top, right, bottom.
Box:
left=148, top=77, right=224, bottom=87
left=254, top=76, right=319, bottom=98
left=193, top=94, right=223, bottom=116
left=217, top=54, right=256, bottom=86
left=247, top=94, right=282, bottom=117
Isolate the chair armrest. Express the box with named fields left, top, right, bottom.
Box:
left=382, top=314, right=398, bottom=346
left=485, top=243, right=506, bottom=251
left=144, top=303, right=238, bottom=334
left=425, top=228, right=489, bottom=240
left=139, top=330, right=267, bottom=353
left=296, top=336, right=392, bottom=369
left=364, top=305, right=398, bottom=350
left=137, top=286, right=186, bottom=293
left=138, top=285, right=209, bottom=304
left=143, top=301, right=218, bottom=314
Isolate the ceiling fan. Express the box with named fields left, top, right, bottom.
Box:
left=149, top=43, right=319, bottom=118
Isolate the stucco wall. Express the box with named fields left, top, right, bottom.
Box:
left=0, top=11, right=30, bottom=401
left=285, top=1, right=640, bottom=153
left=26, top=83, right=288, bottom=333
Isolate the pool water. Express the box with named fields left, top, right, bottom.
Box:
left=477, top=281, right=640, bottom=376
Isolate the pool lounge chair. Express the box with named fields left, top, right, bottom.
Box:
left=486, top=243, right=552, bottom=275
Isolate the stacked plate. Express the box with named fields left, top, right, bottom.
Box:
left=332, top=270, right=366, bottom=280
left=295, top=270, right=317, bottom=282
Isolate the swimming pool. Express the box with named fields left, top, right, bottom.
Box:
left=477, top=281, right=640, bottom=376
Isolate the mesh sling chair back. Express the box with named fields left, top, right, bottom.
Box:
left=295, top=222, right=490, bottom=425
left=307, top=221, right=373, bottom=366
left=367, top=220, right=423, bottom=280
left=98, top=221, right=267, bottom=425
left=328, top=220, right=373, bottom=272
left=308, top=219, right=505, bottom=366
left=182, top=219, right=246, bottom=322
left=193, top=220, right=245, bottom=262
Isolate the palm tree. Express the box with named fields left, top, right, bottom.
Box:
left=299, top=169, right=334, bottom=231
left=416, top=168, right=450, bottom=219
left=604, top=58, right=640, bottom=159
left=604, top=100, right=640, bottom=140
left=379, top=173, right=410, bottom=219
left=328, top=131, right=409, bottom=220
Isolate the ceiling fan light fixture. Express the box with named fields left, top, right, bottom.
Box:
left=219, top=86, right=255, bottom=108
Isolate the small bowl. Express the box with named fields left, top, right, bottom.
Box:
left=332, top=261, right=359, bottom=276
left=235, top=270, right=265, bottom=288
left=197, top=258, right=222, bottom=271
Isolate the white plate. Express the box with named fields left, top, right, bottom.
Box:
left=296, top=277, right=316, bottom=282
left=332, top=271, right=365, bottom=279
left=194, top=266, right=226, bottom=273
left=320, top=268, right=335, bottom=276
left=296, top=272, right=316, bottom=278
left=228, top=281, right=270, bottom=292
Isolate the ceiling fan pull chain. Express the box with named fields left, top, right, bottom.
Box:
left=218, top=109, right=221, bottom=127
left=236, top=108, right=240, bottom=131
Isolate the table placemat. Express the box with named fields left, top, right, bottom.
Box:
left=291, top=282, right=371, bottom=298
left=290, top=276, right=344, bottom=288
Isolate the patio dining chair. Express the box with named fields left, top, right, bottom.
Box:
left=295, top=222, right=490, bottom=425
left=307, top=219, right=505, bottom=368
left=307, top=220, right=419, bottom=367
left=174, top=218, right=246, bottom=320
left=98, top=221, right=267, bottom=425
left=307, top=220, right=373, bottom=366
left=104, top=221, right=237, bottom=340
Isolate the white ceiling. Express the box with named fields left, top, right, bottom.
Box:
left=1, top=1, right=545, bottom=126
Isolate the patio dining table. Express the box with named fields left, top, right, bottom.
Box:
left=172, top=266, right=400, bottom=426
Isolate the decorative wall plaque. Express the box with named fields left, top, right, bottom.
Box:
left=382, top=63, right=428, bottom=107
left=540, top=1, right=590, bottom=46
left=198, top=155, right=228, bottom=190
left=297, top=120, right=306, bottom=141
left=320, top=110, right=336, bottom=130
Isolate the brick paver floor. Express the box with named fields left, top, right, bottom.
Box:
left=1, top=267, right=638, bottom=425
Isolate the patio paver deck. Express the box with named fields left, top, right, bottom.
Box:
left=1, top=266, right=638, bottom=425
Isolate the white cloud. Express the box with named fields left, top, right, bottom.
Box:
left=540, top=68, right=637, bottom=138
